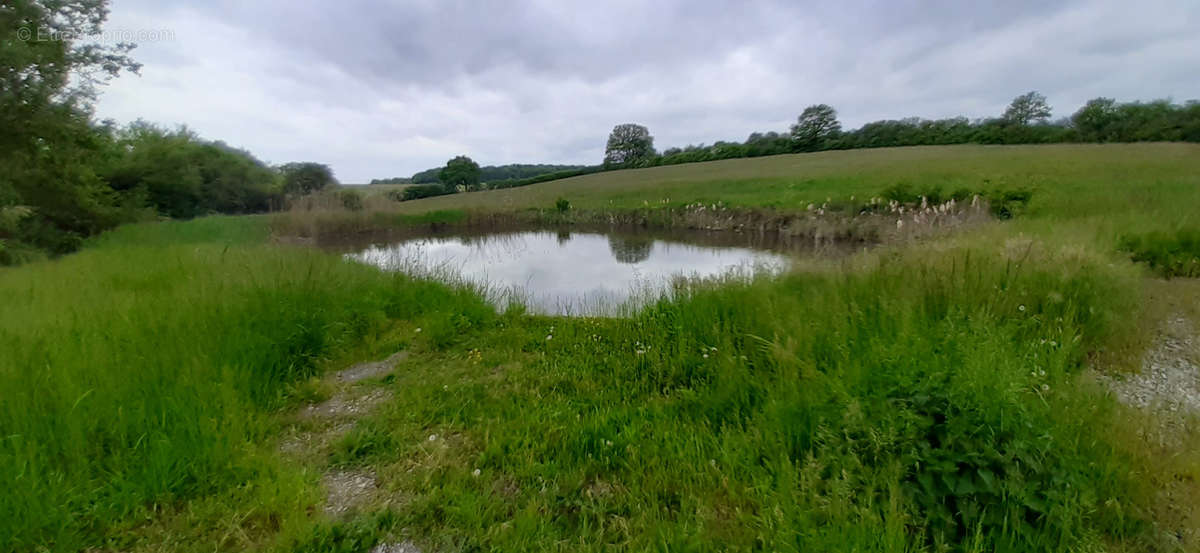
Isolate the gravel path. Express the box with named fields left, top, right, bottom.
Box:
left=1102, top=317, right=1199, bottom=413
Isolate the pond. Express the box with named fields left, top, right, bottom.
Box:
left=345, top=230, right=800, bottom=316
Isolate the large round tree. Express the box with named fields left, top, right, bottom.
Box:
left=603, top=124, right=656, bottom=168
left=439, top=155, right=482, bottom=192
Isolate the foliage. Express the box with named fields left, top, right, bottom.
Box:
left=1120, top=228, right=1200, bottom=278
left=410, top=163, right=588, bottom=186
left=0, top=0, right=140, bottom=263
left=790, top=104, right=843, bottom=151
left=339, top=189, right=364, bottom=211
left=555, top=197, right=571, bottom=213
left=1003, top=91, right=1053, bottom=125
left=489, top=166, right=603, bottom=189
left=280, top=162, right=338, bottom=196
left=369, top=177, right=412, bottom=185
left=604, top=123, right=656, bottom=167
left=105, top=122, right=281, bottom=218
left=438, top=156, right=482, bottom=192
left=398, top=184, right=454, bottom=201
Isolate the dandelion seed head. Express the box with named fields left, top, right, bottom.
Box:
left=472, top=468, right=481, bottom=477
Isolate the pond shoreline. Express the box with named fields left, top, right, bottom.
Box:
left=272, top=199, right=994, bottom=254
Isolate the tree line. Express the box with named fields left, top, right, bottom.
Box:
left=404, top=163, right=590, bottom=186
left=403, top=92, right=1198, bottom=205
left=1, top=0, right=339, bottom=265
left=602, top=92, right=1200, bottom=169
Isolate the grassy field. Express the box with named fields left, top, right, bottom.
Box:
left=4, top=144, right=1200, bottom=552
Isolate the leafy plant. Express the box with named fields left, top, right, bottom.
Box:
left=1120, top=228, right=1200, bottom=278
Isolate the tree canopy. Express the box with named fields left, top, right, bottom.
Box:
left=604, top=123, right=656, bottom=167
left=439, top=156, right=482, bottom=191
left=280, top=162, right=338, bottom=196
left=790, top=104, right=842, bottom=151
left=1003, top=91, right=1052, bottom=125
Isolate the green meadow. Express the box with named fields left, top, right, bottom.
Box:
left=4, top=144, right=1200, bottom=552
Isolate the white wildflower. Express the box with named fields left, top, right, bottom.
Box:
left=472, top=468, right=481, bottom=477
left=428, top=434, right=438, bottom=441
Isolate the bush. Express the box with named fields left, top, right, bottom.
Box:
left=339, top=189, right=364, bottom=211
left=1119, top=228, right=1200, bottom=278
left=988, top=188, right=1033, bottom=219
left=400, top=185, right=453, bottom=202
left=555, top=198, right=571, bottom=213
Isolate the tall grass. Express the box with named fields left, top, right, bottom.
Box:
left=324, top=241, right=1156, bottom=551
left=0, top=219, right=494, bottom=550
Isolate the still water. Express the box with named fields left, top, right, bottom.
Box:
left=348, top=230, right=792, bottom=316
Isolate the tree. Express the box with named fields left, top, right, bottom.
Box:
left=279, top=162, right=337, bottom=196
left=1071, top=98, right=1118, bottom=141
left=1003, top=91, right=1052, bottom=126
left=439, top=155, right=481, bottom=192
left=790, top=104, right=842, bottom=152
left=0, top=0, right=140, bottom=261
left=604, top=124, right=656, bottom=167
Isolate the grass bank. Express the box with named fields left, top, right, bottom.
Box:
left=3, top=144, right=1200, bottom=551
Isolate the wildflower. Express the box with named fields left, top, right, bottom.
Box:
left=636, top=349, right=645, bottom=355
left=896, top=219, right=904, bottom=229
left=710, top=459, right=717, bottom=468
left=604, top=440, right=613, bottom=447
left=1018, top=305, right=1026, bottom=312
left=1049, top=340, right=1057, bottom=347
left=546, top=334, right=553, bottom=341
left=472, top=468, right=481, bottom=477
left=710, top=347, right=718, bottom=352
left=428, top=434, right=438, bottom=441
left=415, top=327, right=422, bottom=333
left=1040, top=384, right=1049, bottom=392
left=703, top=354, right=709, bottom=359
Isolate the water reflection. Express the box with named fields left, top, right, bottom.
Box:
left=608, top=236, right=653, bottom=264
left=349, top=231, right=790, bottom=316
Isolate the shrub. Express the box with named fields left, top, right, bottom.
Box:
left=555, top=198, right=571, bottom=213
left=988, top=188, right=1033, bottom=219
left=401, top=185, right=453, bottom=202
left=1119, top=228, right=1200, bottom=278
left=339, top=189, right=364, bottom=211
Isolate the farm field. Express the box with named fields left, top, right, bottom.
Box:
left=4, top=144, right=1200, bottom=552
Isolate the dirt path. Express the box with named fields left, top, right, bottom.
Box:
left=280, top=350, right=423, bottom=552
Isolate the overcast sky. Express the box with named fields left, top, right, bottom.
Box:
left=94, top=0, right=1199, bottom=183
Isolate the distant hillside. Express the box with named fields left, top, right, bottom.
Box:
left=411, top=163, right=592, bottom=184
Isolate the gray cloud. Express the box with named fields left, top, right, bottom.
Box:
left=96, top=0, right=1200, bottom=182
